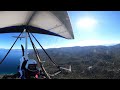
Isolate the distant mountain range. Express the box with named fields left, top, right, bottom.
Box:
left=1, top=44, right=120, bottom=79
left=28, top=43, right=120, bottom=79
left=1, top=44, right=120, bottom=55
left=1, top=44, right=120, bottom=62
left=24, top=44, right=120, bottom=64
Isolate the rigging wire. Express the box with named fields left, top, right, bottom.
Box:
left=0, top=31, right=24, bottom=64
left=29, top=31, right=60, bottom=68
left=27, top=30, right=51, bottom=79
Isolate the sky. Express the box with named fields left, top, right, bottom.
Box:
left=0, top=11, right=120, bottom=49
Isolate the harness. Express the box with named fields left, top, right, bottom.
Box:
left=20, top=60, right=39, bottom=79
left=21, top=60, right=28, bottom=70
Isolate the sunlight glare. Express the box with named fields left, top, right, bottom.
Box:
left=77, top=17, right=98, bottom=30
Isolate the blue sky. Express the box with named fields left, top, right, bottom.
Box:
left=0, top=11, right=120, bottom=49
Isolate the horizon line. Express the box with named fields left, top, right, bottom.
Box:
left=0, top=43, right=119, bottom=50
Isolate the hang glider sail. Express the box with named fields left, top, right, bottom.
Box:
left=0, top=11, right=74, bottom=39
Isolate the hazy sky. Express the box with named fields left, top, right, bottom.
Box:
left=0, top=11, right=120, bottom=49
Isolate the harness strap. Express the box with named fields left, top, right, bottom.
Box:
left=21, top=60, right=28, bottom=70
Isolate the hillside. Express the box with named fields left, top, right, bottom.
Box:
left=1, top=44, right=120, bottom=79
left=28, top=44, right=120, bottom=79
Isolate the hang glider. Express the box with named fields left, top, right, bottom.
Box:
left=0, top=11, right=74, bottom=39
left=0, top=11, right=74, bottom=79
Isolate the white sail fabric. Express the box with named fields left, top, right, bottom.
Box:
left=0, top=11, right=33, bottom=27
left=0, top=11, right=74, bottom=39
